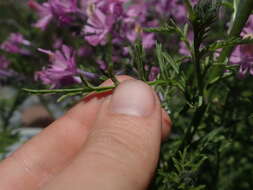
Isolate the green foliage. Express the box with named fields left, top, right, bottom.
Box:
left=0, top=129, right=19, bottom=159
left=160, top=148, right=207, bottom=190
left=144, top=24, right=176, bottom=35
left=148, top=1, right=253, bottom=190
left=204, top=36, right=253, bottom=52
left=1, top=0, right=253, bottom=189
left=132, top=40, right=147, bottom=81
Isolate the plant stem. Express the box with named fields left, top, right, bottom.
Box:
left=179, top=104, right=207, bottom=151
left=193, top=44, right=203, bottom=95
left=218, top=0, right=253, bottom=62
left=2, top=90, right=26, bottom=132
left=183, top=0, right=194, bottom=18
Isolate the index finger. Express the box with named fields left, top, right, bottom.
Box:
left=0, top=75, right=133, bottom=190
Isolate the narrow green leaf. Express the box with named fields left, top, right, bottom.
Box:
left=162, top=52, right=180, bottom=74
left=206, top=36, right=253, bottom=52
left=144, top=25, right=176, bottom=34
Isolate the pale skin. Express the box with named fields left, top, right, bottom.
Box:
left=0, top=75, right=172, bottom=190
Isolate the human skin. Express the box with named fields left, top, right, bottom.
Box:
left=0, top=75, right=171, bottom=190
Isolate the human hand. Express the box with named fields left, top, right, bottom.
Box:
left=0, top=76, right=171, bottom=190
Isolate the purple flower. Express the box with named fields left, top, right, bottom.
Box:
left=77, top=46, right=93, bottom=57
left=149, top=66, right=160, bottom=81
left=52, top=38, right=63, bottom=49
left=242, top=15, right=253, bottom=35
left=28, top=0, right=53, bottom=30
left=124, top=2, right=148, bottom=23
left=179, top=41, right=190, bottom=56
left=29, top=0, right=78, bottom=30
left=0, top=33, right=30, bottom=55
left=229, top=15, right=253, bottom=78
left=179, top=31, right=193, bottom=56
left=96, top=59, right=107, bottom=70
left=49, top=0, right=78, bottom=24
left=0, top=56, right=14, bottom=79
left=35, top=45, right=80, bottom=88
left=36, top=45, right=97, bottom=87
left=83, top=0, right=125, bottom=46
left=92, top=0, right=126, bottom=16
left=152, top=0, right=198, bottom=24
left=230, top=44, right=253, bottom=78
left=123, top=2, right=157, bottom=49
left=84, top=5, right=114, bottom=46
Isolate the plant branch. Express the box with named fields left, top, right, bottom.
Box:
left=218, top=0, right=253, bottom=62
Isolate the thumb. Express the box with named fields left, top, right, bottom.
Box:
left=44, top=79, right=162, bottom=190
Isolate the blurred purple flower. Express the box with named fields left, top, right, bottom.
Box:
left=124, top=2, right=147, bottom=23
left=29, top=0, right=78, bottom=30
left=152, top=0, right=198, bottom=24
left=93, top=0, right=126, bottom=16
left=0, top=56, right=14, bottom=79
left=96, top=59, right=107, bottom=70
left=123, top=2, right=157, bottom=49
left=179, top=31, right=193, bottom=56
left=36, top=45, right=97, bottom=87
left=124, top=24, right=156, bottom=49
left=149, top=66, right=160, bottom=81
left=230, top=44, right=253, bottom=78
left=49, top=0, right=78, bottom=24
left=191, top=0, right=199, bottom=6
left=77, top=46, right=93, bottom=57
left=52, top=38, right=63, bottom=49
left=28, top=0, right=53, bottom=30
left=152, top=0, right=185, bottom=23
left=84, top=6, right=114, bottom=46
left=242, top=15, right=253, bottom=35
left=84, top=0, right=125, bottom=46
left=0, top=33, right=30, bottom=55
left=35, top=45, right=80, bottom=88
left=230, top=15, right=253, bottom=78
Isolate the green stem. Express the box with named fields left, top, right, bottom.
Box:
left=23, top=85, right=115, bottom=94
left=2, top=90, right=26, bottom=131
left=23, top=87, right=85, bottom=94
left=192, top=30, right=203, bottom=97
left=183, top=0, right=194, bottom=19
left=179, top=104, right=207, bottom=151
left=193, top=47, right=202, bottom=95
left=218, top=0, right=253, bottom=62
left=24, top=80, right=170, bottom=95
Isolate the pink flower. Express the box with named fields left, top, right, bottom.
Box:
left=149, top=66, right=160, bottom=81
left=123, top=2, right=157, bottom=49
left=230, top=45, right=253, bottom=78
left=35, top=45, right=97, bottom=87
left=49, top=0, right=78, bottom=24
left=83, top=0, right=125, bottom=46
left=28, top=0, right=78, bottom=30
left=179, top=31, right=193, bottom=56
left=230, top=15, right=253, bottom=78
left=242, top=15, right=253, bottom=35
left=28, top=0, right=53, bottom=30
left=0, top=56, right=14, bottom=79
left=35, top=45, right=79, bottom=88
left=152, top=0, right=198, bottom=23
left=84, top=6, right=114, bottom=46
left=0, top=33, right=30, bottom=55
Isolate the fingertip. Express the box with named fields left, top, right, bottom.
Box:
left=82, top=75, right=135, bottom=102
left=161, top=109, right=172, bottom=141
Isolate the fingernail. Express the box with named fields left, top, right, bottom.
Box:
left=110, top=80, right=155, bottom=117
